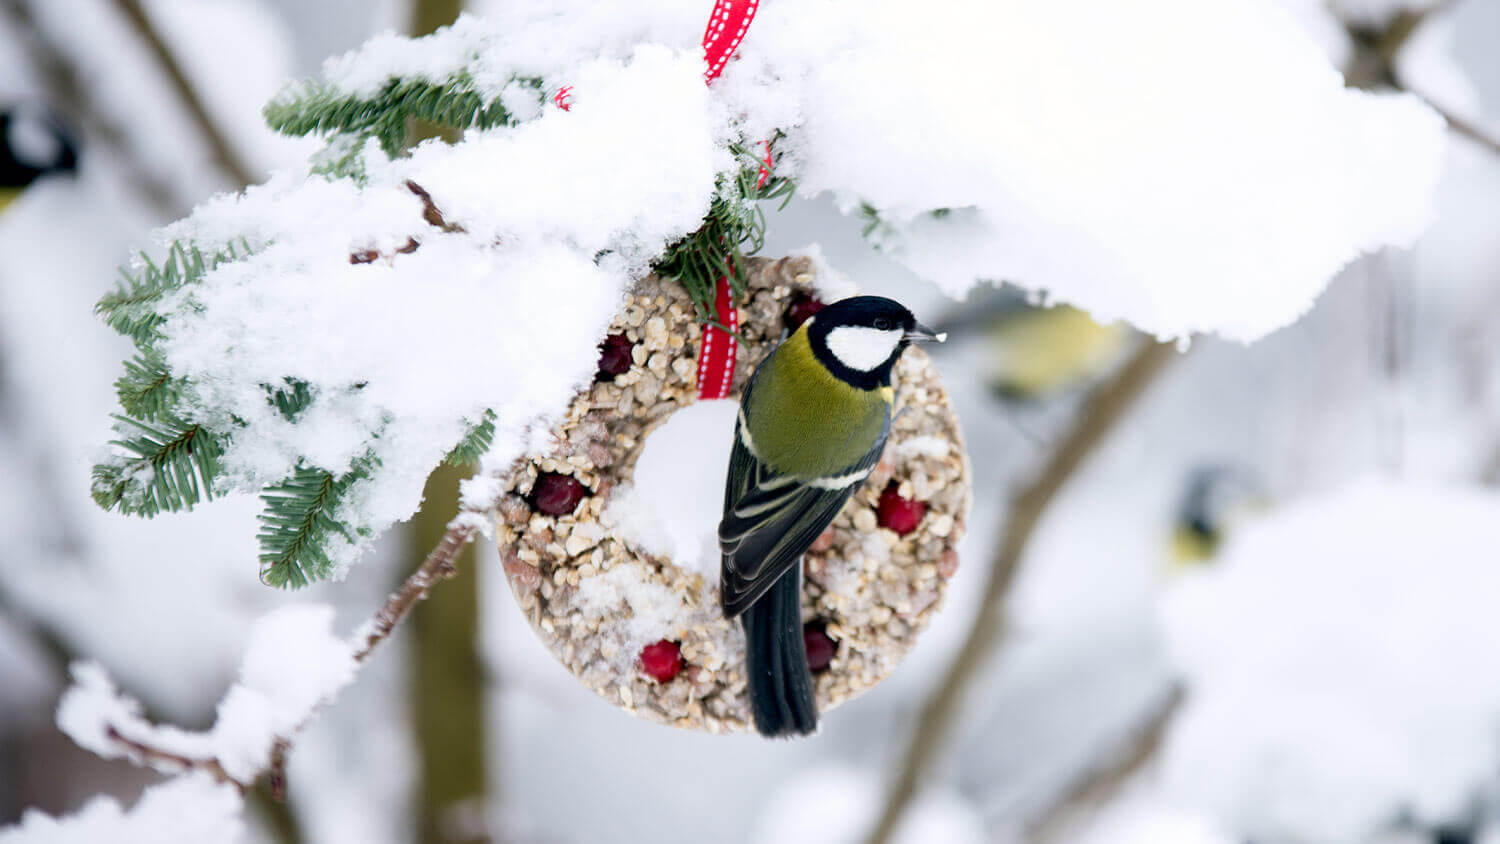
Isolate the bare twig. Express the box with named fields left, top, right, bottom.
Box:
left=109, top=0, right=257, bottom=188
left=267, top=738, right=291, bottom=802
left=353, top=517, right=478, bottom=662
left=866, top=339, right=1178, bottom=844
left=405, top=180, right=467, bottom=234
left=1029, top=686, right=1185, bottom=843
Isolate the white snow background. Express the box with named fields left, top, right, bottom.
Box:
left=2, top=0, right=1497, bottom=842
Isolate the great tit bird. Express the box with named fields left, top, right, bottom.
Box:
left=1169, top=465, right=1262, bottom=567
left=719, top=295, right=943, bottom=737
left=0, top=107, right=78, bottom=214
left=934, top=288, right=1128, bottom=400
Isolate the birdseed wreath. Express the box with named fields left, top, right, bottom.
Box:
left=493, top=255, right=970, bottom=733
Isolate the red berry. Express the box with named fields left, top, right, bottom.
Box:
left=876, top=482, right=926, bottom=536
left=804, top=623, right=836, bottom=672
left=532, top=472, right=587, bottom=516
left=596, top=333, right=634, bottom=381
left=639, top=639, right=683, bottom=682
left=785, top=292, right=826, bottom=331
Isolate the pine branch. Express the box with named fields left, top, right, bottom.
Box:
left=96, top=251, right=187, bottom=344
left=266, top=379, right=315, bottom=422
left=655, top=141, right=796, bottom=320
left=86, top=18, right=799, bottom=593
left=265, top=75, right=540, bottom=157
left=91, top=414, right=227, bottom=517
left=444, top=411, right=496, bottom=467
left=114, top=350, right=181, bottom=421
left=97, top=241, right=246, bottom=345
left=257, top=457, right=375, bottom=589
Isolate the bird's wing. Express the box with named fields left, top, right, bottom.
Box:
left=718, top=384, right=888, bottom=618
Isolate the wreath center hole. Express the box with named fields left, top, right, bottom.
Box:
left=604, top=398, right=738, bottom=579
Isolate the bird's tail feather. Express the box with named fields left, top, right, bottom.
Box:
left=742, top=565, right=817, bottom=737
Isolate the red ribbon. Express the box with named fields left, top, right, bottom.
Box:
left=695, top=0, right=760, bottom=400
left=556, top=2, right=759, bottom=399
left=701, top=0, right=760, bottom=84
left=695, top=274, right=740, bottom=400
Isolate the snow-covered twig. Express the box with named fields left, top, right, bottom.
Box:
left=867, top=339, right=1179, bottom=844
left=78, top=511, right=485, bottom=803
left=273, top=512, right=484, bottom=793
left=1343, top=5, right=1500, bottom=159
left=1400, top=86, right=1500, bottom=159
left=101, top=725, right=245, bottom=791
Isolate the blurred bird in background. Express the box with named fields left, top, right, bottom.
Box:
left=0, top=107, right=78, bottom=214
left=932, top=287, right=1131, bottom=401
left=1169, top=464, right=1263, bottom=567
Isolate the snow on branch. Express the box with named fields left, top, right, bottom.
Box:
left=95, top=42, right=753, bottom=585
left=0, top=774, right=244, bottom=844
left=89, top=0, right=1447, bottom=587
left=727, top=0, right=1448, bottom=341
left=57, top=604, right=357, bottom=788
left=13, top=514, right=486, bottom=842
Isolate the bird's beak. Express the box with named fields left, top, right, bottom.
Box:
left=904, top=323, right=947, bottom=344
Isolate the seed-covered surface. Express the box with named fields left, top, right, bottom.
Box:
left=493, top=255, right=971, bottom=733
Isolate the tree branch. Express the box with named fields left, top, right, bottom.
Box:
left=1029, top=686, right=1185, bottom=843
left=0, top=0, right=185, bottom=217
left=102, top=725, right=245, bottom=790
left=109, top=0, right=257, bottom=188
left=405, top=180, right=467, bottom=234
left=91, top=514, right=484, bottom=801
left=353, top=516, right=478, bottom=662
left=1342, top=3, right=1500, bottom=160
left=1401, top=82, right=1500, bottom=159
left=866, top=339, right=1179, bottom=844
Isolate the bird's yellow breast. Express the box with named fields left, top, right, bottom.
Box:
left=744, top=327, right=892, bottom=476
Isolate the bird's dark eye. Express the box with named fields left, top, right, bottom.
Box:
left=874, top=318, right=891, bottom=330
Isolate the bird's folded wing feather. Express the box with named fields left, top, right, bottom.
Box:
left=719, top=400, right=887, bottom=618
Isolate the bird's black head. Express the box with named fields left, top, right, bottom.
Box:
left=803, top=295, right=943, bottom=390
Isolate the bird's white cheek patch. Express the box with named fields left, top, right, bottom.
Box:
left=826, top=326, right=903, bottom=371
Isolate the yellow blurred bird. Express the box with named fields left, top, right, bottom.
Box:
left=934, top=289, right=1129, bottom=400
left=1169, top=465, right=1263, bottom=568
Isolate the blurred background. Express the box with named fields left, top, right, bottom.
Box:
left=1, top=0, right=1499, bottom=842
